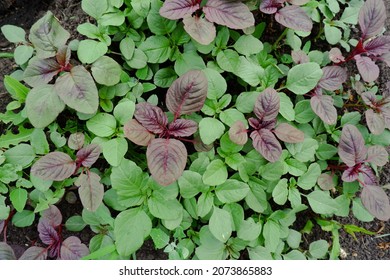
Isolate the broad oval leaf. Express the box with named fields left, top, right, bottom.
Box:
left=38, top=218, right=59, bottom=246
left=360, top=165, right=378, bottom=186
left=317, top=173, right=336, bottom=191
left=76, top=144, right=101, bottom=167
left=159, top=0, right=200, bottom=20
left=253, top=88, right=280, bottom=122
left=209, top=207, right=232, bottom=243
left=365, top=109, right=385, bottom=135
left=361, top=185, right=390, bottom=221
left=76, top=172, right=104, bottom=212
left=318, top=66, right=347, bottom=91
left=134, top=102, right=168, bottom=134
left=329, top=47, right=345, bottom=63
left=275, top=6, right=313, bottom=32
left=203, top=0, right=255, bottom=29
left=124, top=119, right=155, bottom=146
left=310, top=95, right=338, bottom=125
left=91, top=56, right=122, bottom=86
left=338, top=125, right=367, bottom=167
left=68, top=132, right=85, bottom=150
left=274, top=123, right=304, bottom=143
left=60, top=236, right=89, bottom=260
left=31, top=152, right=76, bottom=181
left=286, top=63, right=323, bottom=95
left=183, top=15, right=216, bottom=45
left=366, top=145, right=388, bottom=166
left=251, top=129, right=282, bottom=162
left=41, top=205, right=62, bottom=227
left=168, top=119, right=198, bottom=137
left=146, top=138, right=187, bottom=186
left=229, top=120, right=248, bottom=145
left=23, top=57, right=61, bottom=87
left=55, top=66, right=99, bottom=114
left=355, top=55, right=379, bottom=83
left=364, top=36, right=390, bottom=56
left=19, top=246, right=47, bottom=260
left=260, top=0, right=284, bottom=14
left=0, top=242, right=16, bottom=260
left=361, top=91, right=377, bottom=107
left=166, top=70, right=208, bottom=116
left=359, top=0, right=386, bottom=40
left=292, top=50, right=310, bottom=64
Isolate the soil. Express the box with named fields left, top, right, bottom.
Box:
left=0, top=0, right=389, bottom=260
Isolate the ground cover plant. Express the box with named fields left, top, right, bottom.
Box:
left=0, top=0, right=390, bottom=260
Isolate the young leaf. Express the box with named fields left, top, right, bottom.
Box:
left=19, top=246, right=47, bottom=260
left=342, top=166, right=360, bottom=182
left=183, top=15, right=216, bottom=45
left=253, top=88, right=280, bottom=122
left=250, top=129, right=282, bottom=162
left=366, top=145, right=388, bottom=166
left=317, top=173, right=336, bottom=191
left=134, top=102, right=168, bottom=134
left=365, top=109, right=385, bottom=135
left=361, top=185, right=390, bottom=221
left=364, top=36, right=390, bottom=56
left=60, top=236, right=89, bottom=260
left=124, top=119, right=155, bottom=146
left=358, top=0, right=386, bottom=40
left=38, top=219, right=59, bottom=245
left=1, top=25, right=26, bottom=43
left=166, top=70, right=208, bottom=116
left=329, top=47, right=345, bottom=63
left=76, top=144, right=101, bottom=168
left=354, top=55, right=379, bottom=83
left=159, top=0, right=200, bottom=20
left=318, top=66, right=348, bottom=91
left=203, top=0, right=255, bottom=29
left=229, top=121, right=248, bottom=145
left=68, top=133, right=85, bottom=150
left=273, top=123, right=304, bottom=143
left=338, top=125, right=367, bottom=167
left=310, top=95, right=338, bottom=125
left=23, top=57, right=61, bottom=87
left=31, top=152, right=76, bottom=181
left=259, top=0, right=284, bottom=14
left=168, top=119, right=198, bottom=137
left=146, top=138, right=187, bottom=186
left=76, top=172, right=104, bottom=212
left=275, top=6, right=313, bottom=32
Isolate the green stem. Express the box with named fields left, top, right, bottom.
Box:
left=272, top=28, right=288, bottom=50
left=0, top=52, right=14, bottom=58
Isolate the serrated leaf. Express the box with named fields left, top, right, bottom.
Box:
left=338, top=124, right=367, bottom=167
left=253, top=88, right=280, bottom=122
left=31, top=152, right=76, bottom=181
left=76, top=172, right=104, bottom=212
left=361, top=185, right=390, bottom=221
left=310, top=95, right=337, bottom=125
left=147, top=138, right=187, bottom=186
left=275, top=6, right=313, bottom=32
left=183, top=15, right=216, bottom=45
left=251, top=129, right=282, bottom=162
left=359, top=0, right=386, bottom=40
left=124, top=119, right=155, bottom=146
left=60, top=236, right=89, bottom=260
left=274, top=123, right=304, bottom=143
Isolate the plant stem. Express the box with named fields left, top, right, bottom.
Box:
left=272, top=28, right=288, bottom=50
left=0, top=52, right=13, bottom=58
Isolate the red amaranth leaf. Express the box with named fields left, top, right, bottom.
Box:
left=329, top=48, right=345, bottom=63
left=68, top=132, right=85, bottom=150
left=317, top=173, right=336, bottom=191
left=124, top=119, right=155, bottom=146
left=168, top=119, right=198, bottom=137
left=342, top=166, right=360, bottom=182
left=366, top=145, right=388, bottom=166
left=361, top=91, right=377, bottom=107
left=364, top=36, right=390, bottom=56
left=365, top=109, right=385, bottom=135
left=41, top=205, right=62, bottom=227
left=292, top=50, right=310, bottom=64
left=76, top=172, right=104, bottom=212
left=229, top=121, right=248, bottom=146
left=355, top=55, right=379, bottom=83
left=338, top=125, right=367, bottom=167
left=0, top=243, right=16, bottom=260
left=310, top=95, right=338, bottom=125
left=23, top=57, right=61, bottom=87
left=31, top=152, right=76, bottom=181
left=361, top=185, right=390, bottom=221
left=183, top=15, right=216, bottom=45
left=360, top=165, right=378, bottom=185
left=38, top=218, right=59, bottom=246
left=60, top=236, right=89, bottom=260
left=275, top=5, right=313, bottom=32
left=147, top=138, right=187, bottom=186
left=159, top=0, right=200, bottom=20
left=359, top=0, right=386, bottom=40
left=259, top=0, right=284, bottom=14
left=253, top=88, right=280, bottom=122
left=56, top=45, right=71, bottom=67
left=273, top=123, right=304, bottom=143
left=166, top=70, right=208, bottom=116
left=134, top=102, right=168, bottom=134
left=203, top=0, right=255, bottom=29
left=250, top=129, right=282, bottom=162
left=76, top=143, right=101, bottom=167
left=19, top=246, right=47, bottom=260
left=318, top=66, right=347, bottom=91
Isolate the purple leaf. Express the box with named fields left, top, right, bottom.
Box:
left=275, top=6, right=313, bottom=32
left=19, top=246, right=47, bottom=260
left=124, top=119, right=155, bottom=146
left=159, top=0, right=200, bottom=20
left=168, top=119, right=198, bottom=137
left=287, top=0, right=310, bottom=4
left=360, top=165, right=378, bottom=185
left=253, top=88, right=280, bottom=122
left=183, top=15, right=216, bottom=45
left=31, top=152, right=76, bottom=181
left=203, top=0, right=255, bottom=29
left=56, top=45, right=71, bottom=67
left=23, top=57, right=61, bottom=87
left=381, top=52, right=390, bottom=67
left=76, top=172, right=104, bottom=212
left=364, top=36, right=390, bottom=56
left=342, top=166, right=360, bottom=182
left=365, top=109, right=385, bottom=135
left=0, top=221, right=4, bottom=235
left=229, top=121, right=248, bottom=145
left=355, top=55, right=379, bottom=83
left=310, top=95, right=338, bottom=125
left=338, top=125, right=367, bottom=167
left=318, top=66, right=348, bottom=91
left=291, top=50, right=310, bottom=64
left=361, top=91, right=377, bottom=107
left=60, top=236, right=89, bottom=260
left=38, top=218, right=59, bottom=246
left=329, top=47, right=345, bottom=63
left=68, top=132, right=85, bottom=150
left=166, top=70, right=208, bottom=116
left=317, top=173, right=336, bottom=191
left=76, top=143, right=101, bottom=167
left=381, top=107, right=390, bottom=129
left=273, top=123, right=304, bottom=143
left=366, top=145, right=388, bottom=166
left=147, top=138, right=187, bottom=186
left=250, top=129, right=282, bottom=162
left=135, top=102, right=168, bottom=134
left=41, top=205, right=62, bottom=227
left=361, top=185, right=390, bottom=221
left=359, top=0, right=386, bottom=40
left=259, top=0, right=284, bottom=14
left=0, top=242, right=16, bottom=260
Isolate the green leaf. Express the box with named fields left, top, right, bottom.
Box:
left=174, top=52, right=206, bottom=76
left=197, top=192, right=214, bottom=217
left=102, top=138, right=128, bottom=167
left=216, top=49, right=240, bottom=73
left=178, top=170, right=208, bottom=198
left=237, top=218, right=262, bottom=241
left=148, top=195, right=183, bottom=220
left=81, top=0, right=108, bottom=19
left=91, top=56, right=122, bottom=86
left=14, top=45, right=34, bottom=65
left=279, top=92, right=295, bottom=121
left=307, top=190, right=338, bottom=215
left=0, top=164, right=21, bottom=184
left=126, top=49, right=148, bottom=69
left=4, top=144, right=35, bottom=168
left=203, top=68, right=227, bottom=100
left=202, top=159, right=228, bottom=186
left=12, top=210, right=34, bottom=228
left=147, top=3, right=176, bottom=35
left=309, top=240, right=329, bottom=259
left=286, top=62, right=323, bottom=95
left=235, top=91, right=259, bottom=113
left=86, top=113, right=117, bottom=137
left=324, top=25, right=342, bottom=45
left=283, top=250, right=306, bottom=260
left=295, top=100, right=316, bottom=123
left=1, top=25, right=26, bottom=43
left=154, top=68, right=177, bottom=88
left=77, top=40, right=108, bottom=64
left=248, top=246, right=273, bottom=260
left=287, top=229, right=302, bottom=249
left=139, top=36, right=171, bottom=63
left=10, top=188, right=28, bottom=212
left=4, top=75, right=29, bottom=102
left=119, top=37, right=135, bottom=60
left=297, top=163, right=321, bottom=190
left=285, top=158, right=307, bottom=176
left=215, top=179, right=249, bottom=203
left=352, top=198, right=374, bottom=222
left=195, top=226, right=227, bottom=260
left=113, top=99, right=135, bottom=125
left=110, top=159, right=145, bottom=199
left=199, top=118, right=225, bottom=145
left=30, top=129, right=49, bottom=155
left=263, top=220, right=281, bottom=253
left=234, top=35, right=263, bottom=56
left=341, top=111, right=361, bottom=126
left=234, top=56, right=264, bottom=87
left=286, top=138, right=319, bottom=162
left=316, top=143, right=338, bottom=160
left=65, top=215, right=87, bottom=232
left=150, top=228, right=170, bottom=249
left=114, top=208, right=152, bottom=256
left=272, top=178, right=288, bottom=205
left=209, top=207, right=232, bottom=243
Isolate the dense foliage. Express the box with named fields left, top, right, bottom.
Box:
left=0, top=0, right=390, bottom=260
